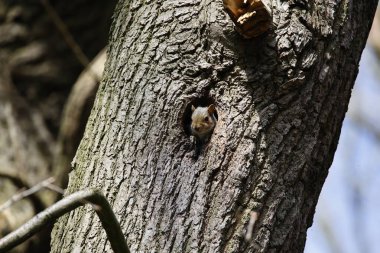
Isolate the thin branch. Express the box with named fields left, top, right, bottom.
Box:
left=40, top=0, right=90, bottom=68
left=43, top=182, right=65, bottom=195
left=0, top=189, right=130, bottom=253
left=0, top=177, right=56, bottom=212
left=0, top=171, right=46, bottom=213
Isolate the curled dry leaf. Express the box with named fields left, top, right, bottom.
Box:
left=223, top=0, right=272, bottom=38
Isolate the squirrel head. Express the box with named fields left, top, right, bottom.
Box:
left=191, top=104, right=216, bottom=139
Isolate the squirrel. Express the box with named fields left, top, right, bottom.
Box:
left=190, top=104, right=217, bottom=153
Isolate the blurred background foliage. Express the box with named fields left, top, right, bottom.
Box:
left=0, top=1, right=379, bottom=253
left=0, top=0, right=115, bottom=252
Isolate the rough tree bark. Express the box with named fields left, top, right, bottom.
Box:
left=51, top=0, right=377, bottom=252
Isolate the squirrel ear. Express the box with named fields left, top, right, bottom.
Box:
left=208, top=104, right=215, bottom=114
left=191, top=105, right=196, bottom=112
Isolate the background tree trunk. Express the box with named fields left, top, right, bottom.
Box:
left=51, top=0, right=377, bottom=252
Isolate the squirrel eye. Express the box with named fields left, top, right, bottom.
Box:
left=204, top=116, right=209, bottom=122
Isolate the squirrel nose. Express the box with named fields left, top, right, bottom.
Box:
left=194, top=126, right=200, bottom=131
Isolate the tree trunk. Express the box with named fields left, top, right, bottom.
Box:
left=51, top=0, right=377, bottom=252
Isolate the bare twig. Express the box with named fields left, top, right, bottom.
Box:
left=0, top=189, right=130, bottom=253
left=0, top=171, right=46, bottom=213
left=0, top=177, right=56, bottom=212
left=40, top=0, right=90, bottom=68
left=43, top=182, right=65, bottom=195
